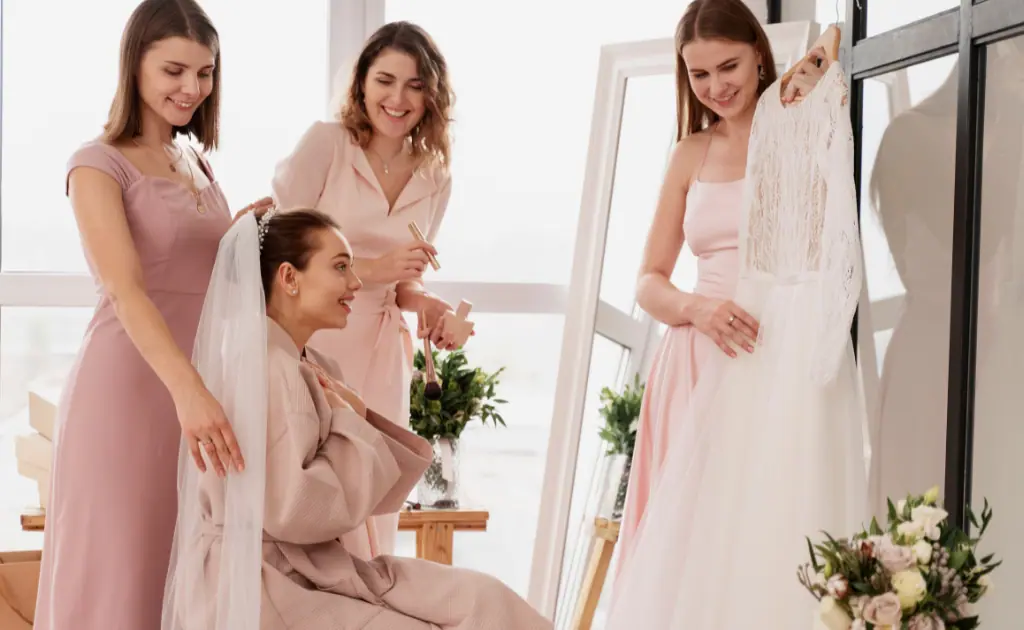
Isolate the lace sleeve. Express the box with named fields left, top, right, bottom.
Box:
left=812, top=70, right=863, bottom=384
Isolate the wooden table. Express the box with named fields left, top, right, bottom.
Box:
left=397, top=508, right=489, bottom=565
left=21, top=507, right=489, bottom=566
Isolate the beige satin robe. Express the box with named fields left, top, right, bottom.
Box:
left=198, top=319, right=550, bottom=630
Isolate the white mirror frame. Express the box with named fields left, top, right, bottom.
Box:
left=527, top=21, right=824, bottom=617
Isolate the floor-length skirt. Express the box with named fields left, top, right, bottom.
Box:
left=606, top=277, right=869, bottom=629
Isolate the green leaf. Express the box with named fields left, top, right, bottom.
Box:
left=408, top=347, right=509, bottom=441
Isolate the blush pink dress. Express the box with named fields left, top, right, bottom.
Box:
left=615, top=177, right=742, bottom=580
left=271, top=122, right=451, bottom=560
left=33, top=142, right=231, bottom=630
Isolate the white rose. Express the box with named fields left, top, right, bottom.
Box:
left=897, top=499, right=908, bottom=514
left=819, top=595, right=854, bottom=630
left=911, top=505, right=948, bottom=540
left=978, top=574, right=993, bottom=596
left=913, top=540, right=933, bottom=565
left=892, top=569, right=928, bottom=609
left=897, top=520, right=924, bottom=542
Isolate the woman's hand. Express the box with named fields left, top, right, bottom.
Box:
left=173, top=382, right=245, bottom=476
left=781, top=48, right=830, bottom=104
left=688, top=296, right=759, bottom=358
left=231, top=196, right=275, bottom=224
left=366, top=241, right=437, bottom=285
left=417, top=294, right=468, bottom=350
left=309, top=362, right=367, bottom=417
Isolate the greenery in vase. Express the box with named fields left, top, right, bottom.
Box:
left=596, top=373, right=644, bottom=519
left=409, top=347, right=507, bottom=442
left=597, top=372, right=644, bottom=459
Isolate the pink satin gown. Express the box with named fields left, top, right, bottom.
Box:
left=34, top=142, right=231, bottom=630
left=614, top=178, right=742, bottom=582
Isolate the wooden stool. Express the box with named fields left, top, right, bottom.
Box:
left=398, top=508, right=489, bottom=565
left=22, top=508, right=489, bottom=566
left=0, top=549, right=42, bottom=629
left=570, top=517, right=620, bottom=630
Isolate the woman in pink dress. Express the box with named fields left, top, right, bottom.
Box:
left=271, top=22, right=459, bottom=560
left=34, top=2, right=270, bottom=628
left=614, top=0, right=829, bottom=581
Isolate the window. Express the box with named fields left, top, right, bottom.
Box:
left=857, top=55, right=957, bottom=520
left=599, top=74, right=677, bottom=315
left=865, top=0, right=959, bottom=38
left=970, top=34, right=1024, bottom=627
left=384, top=0, right=690, bottom=285
left=0, top=307, right=92, bottom=551
left=401, top=311, right=565, bottom=595
left=199, top=0, right=329, bottom=209
left=0, top=0, right=329, bottom=273
left=1, top=1, right=140, bottom=272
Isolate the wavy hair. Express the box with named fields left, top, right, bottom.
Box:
left=338, top=21, right=454, bottom=167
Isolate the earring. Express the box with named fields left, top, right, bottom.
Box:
left=758, top=64, right=766, bottom=81
left=290, top=288, right=298, bottom=296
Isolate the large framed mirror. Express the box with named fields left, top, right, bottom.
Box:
left=527, top=21, right=823, bottom=626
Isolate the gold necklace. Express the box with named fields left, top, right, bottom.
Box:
left=132, top=138, right=206, bottom=214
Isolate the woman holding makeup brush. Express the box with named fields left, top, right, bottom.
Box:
left=271, top=21, right=459, bottom=560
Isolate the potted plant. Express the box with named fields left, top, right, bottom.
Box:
left=596, top=373, right=644, bottom=520
left=409, top=347, right=507, bottom=508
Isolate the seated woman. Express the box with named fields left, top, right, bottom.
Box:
left=160, top=208, right=550, bottom=630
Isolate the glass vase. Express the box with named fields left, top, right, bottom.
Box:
left=416, top=437, right=461, bottom=509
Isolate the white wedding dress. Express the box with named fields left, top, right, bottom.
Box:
left=605, top=64, right=870, bottom=629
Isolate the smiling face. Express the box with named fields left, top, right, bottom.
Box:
left=362, top=48, right=427, bottom=140
left=286, top=228, right=363, bottom=331
left=137, top=36, right=216, bottom=130
left=682, top=37, right=762, bottom=120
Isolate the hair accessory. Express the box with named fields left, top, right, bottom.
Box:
left=257, top=208, right=279, bottom=250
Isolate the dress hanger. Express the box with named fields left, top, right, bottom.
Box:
left=779, top=0, right=842, bottom=104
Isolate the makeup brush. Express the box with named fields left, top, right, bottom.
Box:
left=420, top=311, right=443, bottom=400
left=408, top=221, right=441, bottom=271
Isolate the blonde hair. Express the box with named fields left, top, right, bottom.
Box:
left=338, top=21, right=454, bottom=167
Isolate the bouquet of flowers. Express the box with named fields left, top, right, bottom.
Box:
left=798, top=487, right=1000, bottom=630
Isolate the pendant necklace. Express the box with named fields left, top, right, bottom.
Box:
left=133, top=138, right=206, bottom=214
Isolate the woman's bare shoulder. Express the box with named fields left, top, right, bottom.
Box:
left=665, top=128, right=714, bottom=186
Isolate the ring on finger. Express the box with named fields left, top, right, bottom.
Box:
left=727, top=314, right=736, bottom=325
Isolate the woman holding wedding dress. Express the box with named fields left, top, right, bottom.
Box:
left=608, top=0, right=870, bottom=627
left=616, top=0, right=829, bottom=574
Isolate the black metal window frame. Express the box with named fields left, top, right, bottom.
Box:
left=769, top=0, right=1024, bottom=531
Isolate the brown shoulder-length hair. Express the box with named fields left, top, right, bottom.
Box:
left=339, top=21, right=454, bottom=168
left=674, top=0, right=777, bottom=140
left=103, top=0, right=221, bottom=151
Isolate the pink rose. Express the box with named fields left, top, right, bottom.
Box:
left=907, top=613, right=946, bottom=630
left=827, top=574, right=850, bottom=600
left=862, top=593, right=902, bottom=627
left=877, top=538, right=915, bottom=573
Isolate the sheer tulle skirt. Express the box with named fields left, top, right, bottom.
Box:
left=606, top=276, right=869, bottom=629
